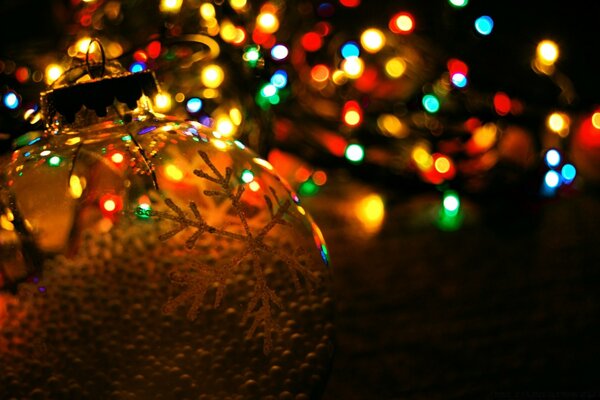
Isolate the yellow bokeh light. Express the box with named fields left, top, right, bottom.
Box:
left=165, top=164, right=184, bottom=181
left=174, top=92, right=185, bottom=103
left=360, top=28, right=386, bottom=53
left=229, top=0, right=247, bottom=10
left=230, top=108, right=243, bottom=126
left=212, top=139, right=228, bottom=150
left=377, top=114, right=406, bottom=137
left=45, top=64, right=64, bottom=85
left=344, top=110, right=361, bottom=126
left=103, top=199, right=116, bottom=212
left=332, top=70, right=347, bottom=85
left=76, top=37, right=93, bottom=54
left=215, top=115, right=235, bottom=137
left=434, top=157, right=450, bottom=174
left=200, top=3, right=216, bottom=19
left=472, top=123, right=498, bottom=150
left=0, top=214, right=14, bottom=231
left=160, top=0, right=183, bottom=13
left=536, top=40, right=559, bottom=66
left=220, top=20, right=238, bottom=42
left=253, top=157, right=274, bottom=171
left=592, top=112, right=600, bottom=130
left=341, top=56, right=364, bottom=79
left=248, top=181, right=261, bottom=192
left=201, top=65, right=224, bottom=89
left=69, top=175, right=83, bottom=199
left=412, top=146, right=433, bottom=170
left=154, top=93, right=172, bottom=112
left=355, top=194, right=385, bottom=234
left=257, top=12, right=279, bottom=34
left=547, top=112, right=570, bottom=137
left=384, top=57, right=406, bottom=78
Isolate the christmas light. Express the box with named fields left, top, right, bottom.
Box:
left=389, top=13, right=415, bottom=34
left=301, top=32, right=323, bottom=52
left=271, top=44, right=289, bottom=60
left=355, top=193, right=385, bottom=234
left=129, top=62, right=146, bottom=73
left=165, top=164, right=184, bottom=181
left=443, top=191, right=460, bottom=216
left=340, top=42, right=360, bottom=58
left=341, top=56, right=364, bottom=79
left=547, top=112, right=569, bottom=137
left=474, top=16, right=494, bottom=35
left=186, top=98, right=203, bottom=113
left=536, top=40, right=559, bottom=66
left=343, top=101, right=363, bottom=127
left=45, top=64, right=64, bottom=85
left=422, top=94, right=440, bottom=113
left=256, top=11, right=279, bottom=34
left=360, top=28, right=386, bottom=53
left=448, top=0, right=468, bottom=8
left=311, top=65, right=330, bottom=83
left=384, top=57, right=406, bottom=78
left=199, top=3, right=216, bottom=19
left=345, top=144, right=365, bottom=163
left=545, top=149, right=561, bottom=168
left=493, top=92, right=511, bottom=116
left=201, top=65, right=224, bottom=89
left=110, top=152, right=125, bottom=164
left=241, top=169, right=254, bottom=183
left=48, top=156, right=62, bottom=167
left=561, top=164, right=576, bottom=183
left=270, top=70, right=288, bottom=88
left=3, top=92, right=19, bottom=110
left=154, top=93, right=172, bottom=112
left=160, top=0, right=182, bottom=13
left=451, top=73, right=468, bottom=88
left=544, top=170, right=561, bottom=188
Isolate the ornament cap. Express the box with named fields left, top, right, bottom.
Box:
left=41, top=38, right=159, bottom=124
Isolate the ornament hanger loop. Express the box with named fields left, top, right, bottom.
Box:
left=85, top=38, right=106, bottom=78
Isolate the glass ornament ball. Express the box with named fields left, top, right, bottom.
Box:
left=0, top=68, right=333, bottom=399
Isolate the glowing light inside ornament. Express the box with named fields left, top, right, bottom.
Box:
left=545, top=149, right=561, bottom=168
left=45, top=64, right=64, bottom=85
left=165, top=164, right=184, bottom=181
left=270, top=70, right=288, bottom=88
left=360, top=28, right=386, bottom=53
left=100, top=194, right=122, bottom=215
left=253, top=157, right=275, bottom=171
left=271, top=44, right=289, bottom=60
left=110, top=152, right=125, bottom=164
left=345, top=144, right=365, bottom=163
left=544, top=170, right=561, bottom=188
left=299, top=179, right=320, bottom=196
left=341, top=42, right=360, bottom=58
left=154, top=93, right=172, bottom=112
left=241, top=169, right=254, bottom=183
left=201, top=65, right=225, bottom=89
left=422, top=94, right=440, bottom=113
left=389, top=13, right=415, bottom=34
left=448, top=0, right=468, bottom=8
left=3, top=92, right=19, bottom=109
left=451, top=72, right=468, bottom=88
left=475, top=16, right=494, bottom=35
left=48, top=155, right=62, bottom=167
left=129, top=62, right=146, bottom=73
left=69, top=175, right=84, bottom=199
left=186, top=97, right=203, bottom=113
left=537, top=40, right=559, bottom=66
left=135, top=203, right=152, bottom=219
left=561, top=164, right=576, bottom=183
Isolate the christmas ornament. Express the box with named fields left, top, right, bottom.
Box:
left=0, top=41, right=333, bottom=399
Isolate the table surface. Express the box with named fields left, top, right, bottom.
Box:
left=305, top=180, right=600, bottom=400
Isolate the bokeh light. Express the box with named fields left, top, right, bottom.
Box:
left=271, top=44, right=289, bottom=60
left=545, top=149, right=561, bottom=168
left=345, top=143, right=365, bottom=163
left=537, top=40, right=559, bottom=66
left=341, top=41, right=360, bottom=58
left=474, top=16, right=494, bottom=35
left=3, top=92, right=19, bottom=110
left=389, top=12, right=415, bottom=34
left=384, top=57, right=406, bottom=78
left=201, top=65, right=225, bottom=88
left=422, top=94, right=440, bottom=113
left=360, top=28, right=386, bottom=53
left=45, top=64, right=64, bottom=85
left=186, top=97, right=203, bottom=113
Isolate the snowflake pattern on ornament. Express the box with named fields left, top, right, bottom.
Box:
left=148, top=151, right=318, bottom=354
